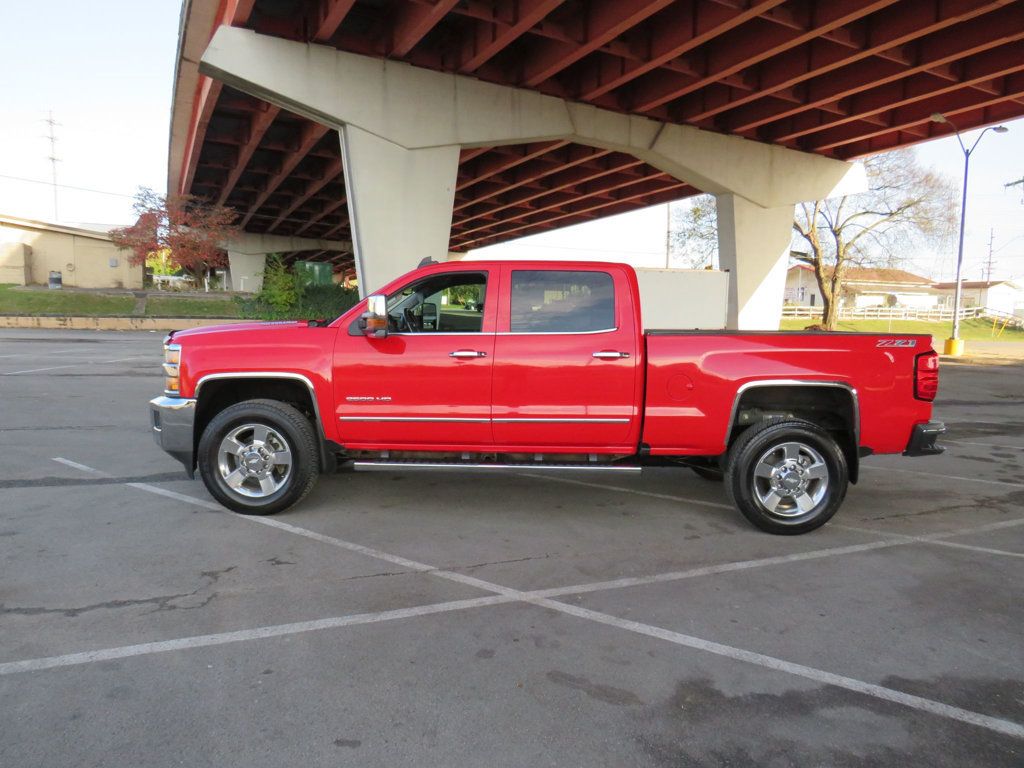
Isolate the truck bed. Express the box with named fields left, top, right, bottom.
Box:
left=640, top=330, right=933, bottom=457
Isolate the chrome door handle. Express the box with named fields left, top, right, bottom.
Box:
left=450, top=350, right=488, bottom=358
left=592, top=351, right=630, bottom=359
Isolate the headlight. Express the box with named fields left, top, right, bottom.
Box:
left=163, top=343, right=181, bottom=395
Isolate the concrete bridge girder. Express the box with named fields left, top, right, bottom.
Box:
left=201, top=26, right=867, bottom=329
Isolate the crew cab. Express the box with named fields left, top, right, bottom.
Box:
left=150, top=260, right=944, bottom=534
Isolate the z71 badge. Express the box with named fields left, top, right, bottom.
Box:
left=876, top=339, right=917, bottom=347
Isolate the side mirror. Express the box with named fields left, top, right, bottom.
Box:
left=360, top=294, right=388, bottom=338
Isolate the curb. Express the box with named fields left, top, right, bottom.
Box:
left=0, top=316, right=247, bottom=331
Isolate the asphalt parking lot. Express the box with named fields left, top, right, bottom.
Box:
left=1, top=328, right=1022, bottom=768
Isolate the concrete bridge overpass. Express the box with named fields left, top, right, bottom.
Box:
left=168, top=0, right=1024, bottom=327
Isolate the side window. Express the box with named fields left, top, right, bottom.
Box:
left=510, top=270, right=615, bottom=333
left=386, top=272, right=487, bottom=333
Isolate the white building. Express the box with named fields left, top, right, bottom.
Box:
left=933, top=280, right=1024, bottom=318
left=784, top=264, right=939, bottom=309
left=0, top=215, right=143, bottom=289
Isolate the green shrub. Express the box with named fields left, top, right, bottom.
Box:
left=299, top=283, right=360, bottom=319
left=236, top=258, right=359, bottom=321
left=260, top=255, right=299, bottom=312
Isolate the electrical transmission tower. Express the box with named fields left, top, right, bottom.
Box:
left=42, top=111, right=61, bottom=221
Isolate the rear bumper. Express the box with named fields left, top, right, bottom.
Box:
left=903, top=421, right=946, bottom=457
left=149, top=396, right=196, bottom=477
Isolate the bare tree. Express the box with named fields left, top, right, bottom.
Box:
left=793, top=150, right=956, bottom=328
left=670, top=196, right=718, bottom=269
left=669, top=150, right=957, bottom=329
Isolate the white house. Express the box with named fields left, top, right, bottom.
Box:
left=784, top=264, right=939, bottom=309
left=933, top=280, right=1024, bottom=318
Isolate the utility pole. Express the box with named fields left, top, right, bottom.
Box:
left=42, top=111, right=61, bottom=221
left=664, top=201, right=671, bottom=268
left=984, top=228, right=995, bottom=282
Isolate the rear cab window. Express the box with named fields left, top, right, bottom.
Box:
left=509, top=270, right=615, bottom=333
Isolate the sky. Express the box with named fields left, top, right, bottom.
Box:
left=0, top=0, right=1021, bottom=282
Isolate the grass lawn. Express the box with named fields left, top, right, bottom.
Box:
left=145, top=296, right=242, bottom=318
left=779, top=317, right=1024, bottom=341
left=0, top=284, right=135, bottom=316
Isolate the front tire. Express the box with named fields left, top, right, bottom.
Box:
left=725, top=419, right=848, bottom=535
left=197, top=399, right=319, bottom=515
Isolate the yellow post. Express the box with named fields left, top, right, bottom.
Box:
left=944, top=337, right=965, bottom=356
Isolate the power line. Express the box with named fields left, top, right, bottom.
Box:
left=0, top=172, right=354, bottom=233
left=0, top=173, right=137, bottom=199
left=1006, top=174, right=1024, bottom=203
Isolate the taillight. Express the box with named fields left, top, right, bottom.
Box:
left=914, top=350, right=939, bottom=401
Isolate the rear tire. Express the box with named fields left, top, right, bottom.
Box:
left=725, top=419, right=847, bottom=535
left=197, top=399, right=319, bottom=515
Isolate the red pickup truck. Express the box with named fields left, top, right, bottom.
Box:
left=150, top=260, right=943, bottom=534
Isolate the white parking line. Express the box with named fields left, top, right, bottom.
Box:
left=0, top=595, right=512, bottom=676
left=0, top=348, right=81, bottom=358
left=836, top=524, right=1024, bottom=560
left=533, top=538, right=906, bottom=598
left=3, top=364, right=81, bottom=375
left=944, top=439, right=1024, bottom=451
left=531, top=598, right=1024, bottom=740
left=519, top=472, right=733, bottom=510
left=2, top=356, right=150, bottom=376
left=123, top=481, right=446, bottom=573
left=124, top=482, right=214, bottom=506
left=861, top=464, right=1024, bottom=489
left=52, top=457, right=108, bottom=475
left=36, top=457, right=1024, bottom=739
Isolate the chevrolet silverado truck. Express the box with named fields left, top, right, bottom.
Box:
left=150, top=260, right=944, bottom=534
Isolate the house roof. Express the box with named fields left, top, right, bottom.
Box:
left=0, top=214, right=113, bottom=243
left=789, top=264, right=933, bottom=286
left=932, top=280, right=1018, bottom=290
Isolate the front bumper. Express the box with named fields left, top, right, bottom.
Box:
left=903, top=421, right=946, bottom=457
left=149, top=396, right=197, bottom=477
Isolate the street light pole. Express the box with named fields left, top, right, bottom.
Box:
left=951, top=142, right=970, bottom=344
left=929, top=113, right=1008, bottom=356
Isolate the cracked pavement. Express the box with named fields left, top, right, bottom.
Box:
left=1, top=328, right=1022, bottom=768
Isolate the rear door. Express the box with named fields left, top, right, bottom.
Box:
left=491, top=266, right=642, bottom=451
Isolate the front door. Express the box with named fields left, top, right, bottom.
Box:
left=491, top=266, right=642, bottom=451
left=334, top=268, right=496, bottom=448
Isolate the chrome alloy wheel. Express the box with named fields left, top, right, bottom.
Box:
left=751, top=441, right=829, bottom=519
left=217, top=423, right=293, bottom=498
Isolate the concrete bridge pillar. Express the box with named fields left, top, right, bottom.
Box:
left=715, top=195, right=795, bottom=331
left=222, top=232, right=353, bottom=293
left=339, top=126, right=460, bottom=295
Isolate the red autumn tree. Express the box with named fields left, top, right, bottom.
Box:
left=110, top=188, right=238, bottom=277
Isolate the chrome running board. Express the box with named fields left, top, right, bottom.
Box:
left=350, top=460, right=642, bottom=473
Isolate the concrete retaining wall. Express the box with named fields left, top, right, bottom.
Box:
left=0, top=316, right=247, bottom=331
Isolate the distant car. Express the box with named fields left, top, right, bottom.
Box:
left=152, top=274, right=194, bottom=290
